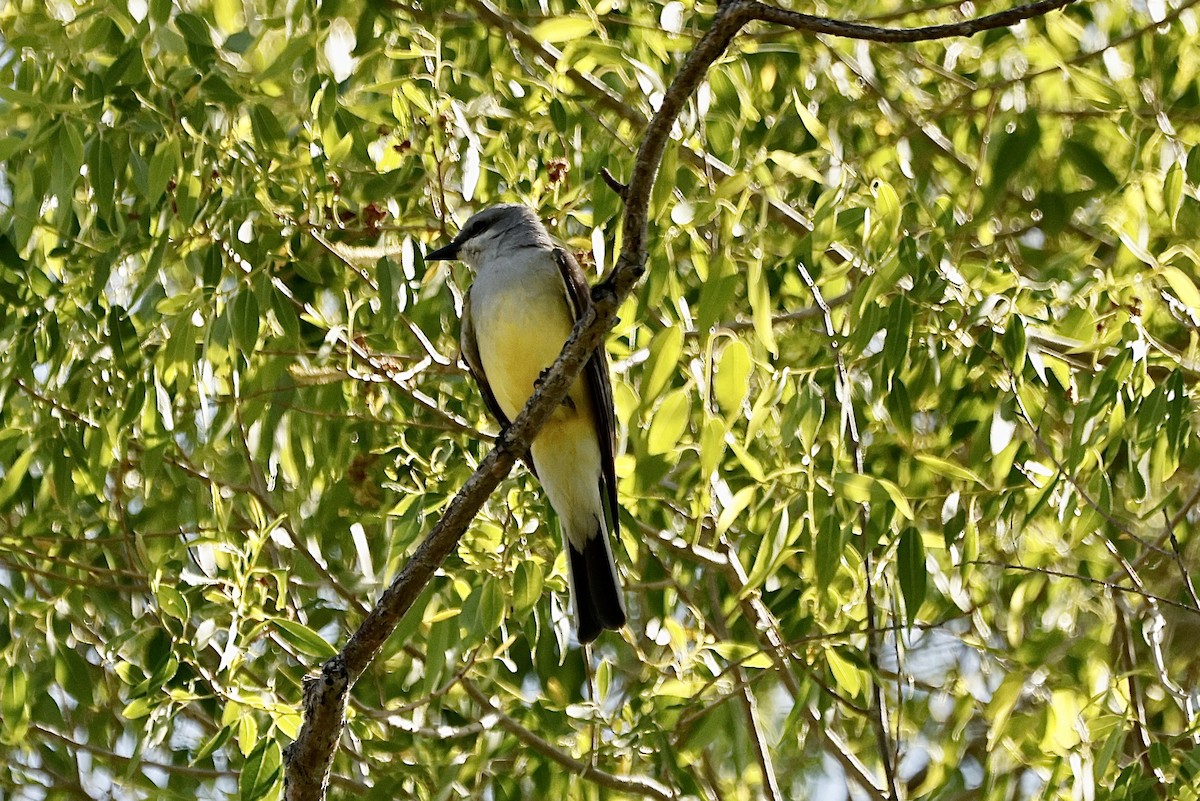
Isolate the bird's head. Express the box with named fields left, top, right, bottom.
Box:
left=425, top=204, right=553, bottom=271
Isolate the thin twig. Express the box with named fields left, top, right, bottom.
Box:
left=1164, top=511, right=1200, bottom=611
left=703, top=573, right=784, bottom=801
left=1113, top=604, right=1165, bottom=793
left=795, top=260, right=899, bottom=799
left=599, top=167, right=629, bottom=200
left=971, top=561, right=1200, bottom=615
left=461, top=680, right=676, bottom=800
left=718, top=533, right=888, bottom=800
left=742, top=0, right=1078, bottom=43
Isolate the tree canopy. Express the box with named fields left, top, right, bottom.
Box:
left=1, top=0, right=1199, bottom=799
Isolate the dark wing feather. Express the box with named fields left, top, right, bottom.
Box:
left=553, top=248, right=620, bottom=536
left=461, top=287, right=537, bottom=476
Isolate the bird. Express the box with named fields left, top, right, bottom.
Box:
left=425, top=204, right=627, bottom=644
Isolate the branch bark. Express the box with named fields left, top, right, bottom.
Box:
left=742, top=0, right=1079, bottom=42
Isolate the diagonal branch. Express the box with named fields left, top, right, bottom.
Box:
left=283, top=7, right=757, bottom=800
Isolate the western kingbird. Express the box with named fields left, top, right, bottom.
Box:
left=426, top=205, right=627, bottom=644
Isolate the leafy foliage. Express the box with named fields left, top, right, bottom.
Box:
left=1, top=0, right=1199, bottom=799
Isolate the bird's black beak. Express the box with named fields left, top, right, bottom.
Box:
left=424, top=241, right=460, bottom=262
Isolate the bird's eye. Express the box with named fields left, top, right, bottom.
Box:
left=461, top=218, right=493, bottom=242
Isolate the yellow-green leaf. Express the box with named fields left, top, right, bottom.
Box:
left=531, top=16, right=594, bottom=43
left=714, top=339, right=752, bottom=413
left=1162, top=265, right=1200, bottom=311
left=825, top=647, right=863, bottom=698
left=0, top=445, right=35, bottom=508
left=641, top=325, right=682, bottom=404
left=647, top=388, right=690, bottom=455
left=273, top=619, right=338, bottom=659
left=915, top=454, right=987, bottom=485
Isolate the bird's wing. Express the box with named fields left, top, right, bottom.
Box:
left=553, top=247, right=620, bottom=536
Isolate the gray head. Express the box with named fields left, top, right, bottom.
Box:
left=425, top=205, right=553, bottom=270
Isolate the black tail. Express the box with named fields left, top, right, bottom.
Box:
left=568, top=529, right=626, bottom=644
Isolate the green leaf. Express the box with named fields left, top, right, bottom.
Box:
left=698, top=416, right=727, bottom=479
left=549, top=98, right=569, bottom=133
left=148, top=139, right=179, bottom=204
left=230, top=290, right=260, bottom=350
left=237, top=713, right=258, bottom=757
left=175, top=173, right=202, bottom=223
left=421, top=617, right=452, bottom=695
left=897, top=527, right=926, bottom=624
left=250, top=104, right=286, bottom=147
left=175, top=12, right=212, bottom=44
left=886, top=376, right=913, bottom=436
left=646, top=388, right=690, bottom=456
left=273, top=619, right=338, bottom=659
left=122, top=696, right=155, bottom=720
left=270, top=286, right=301, bottom=344
left=825, top=647, right=863, bottom=698
left=641, top=325, right=682, bottom=405
left=461, top=579, right=505, bottom=644
left=376, top=256, right=396, bottom=321
left=747, top=261, right=778, bottom=355
left=1164, top=162, right=1184, bottom=229
left=531, top=17, right=594, bottom=43
left=1, top=666, right=27, bottom=741
left=713, top=339, right=751, bottom=413
left=870, top=179, right=901, bottom=247
left=873, top=477, right=914, bottom=520
left=881, top=294, right=912, bottom=383
left=834, top=473, right=873, bottom=505
left=155, top=583, right=190, bottom=623
left=90, top=134, right=115, bottom=217
left=695, top=263, right=738, bottom=335
left=193, top=726, right=234, bottom=765
left=479, top=577, right=505, bottom=635
left=512, top=561, right=544, bottom=617
left=0, top=445, right=36, bottom=509
left=1002, top=315, right=1027, bottom=368
left=814, top=513, right=844, bottom=589
left=915, top=454, right=987, bottom=485
left=1161, top=266, right=1200, bottom=311
left=712, top=642, right=773, bottom=670
left=239, top=737, right=282, bottom=801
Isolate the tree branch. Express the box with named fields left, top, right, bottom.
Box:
left=743, top=0, right=1079, bottom=43
left=284, top=7, right=763, bottom=796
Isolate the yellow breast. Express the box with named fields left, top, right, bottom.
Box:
left=474, top=283, right=578, bottom=422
